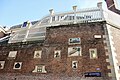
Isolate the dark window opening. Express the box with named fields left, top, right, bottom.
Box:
left=15, top=63, right=20, bottom=68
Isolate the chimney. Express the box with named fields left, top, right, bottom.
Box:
left=97, top=2, right=102, bottom=8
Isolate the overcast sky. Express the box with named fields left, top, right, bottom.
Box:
left=0, top=0, right=119, bottom=27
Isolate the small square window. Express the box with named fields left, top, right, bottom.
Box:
left=89, top=48, right=97, bottom=59
left=34, top=51, right=42, bottom=58
left=69, top=38, right=81, bottom=44
left=32, top=65, right=47, bottom=73
left=72, top=61, right=78, bottom=69
left=68, top=47, right=81, bottom=57
left=54, top=50, right=61, bottom=59
left=8, top=51, right=17, bottom=59
left=0, top=61, right=5, bottom=69
left=13, top=62, right=22, bottom=69
left=37, top=66, right=43, bottom=72
left=37, top=65, right=47, bottom=73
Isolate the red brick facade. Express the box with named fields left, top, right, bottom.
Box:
left=0, top=22, right=111, bottom=80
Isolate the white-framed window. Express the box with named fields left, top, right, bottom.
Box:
left=89, top=48, right=98, bottom=59
left=69, top=38, right=81, bottom=44
left=54, top=50, right=61, bottom=59
left=13, top=62, right=22, bottom=69
left=68, top=46, right=81, bottom=57
left=72, top=61, right=78, bottom=69
left=94, top=35, right=102, bottom=39
left=34, top=50, right=42, bottom=58
left=0, top=61, right=5, bottom=69
left=8, top=51, right=17, bottom=59
left=32, top=65, right=47, bottom=73
left=37, top=66, right=43, bottom=72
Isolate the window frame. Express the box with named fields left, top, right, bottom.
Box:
left=34, top=50, right=42, bottom=58
left=13, top=62, right=22, bottom=69
left=68, top=38, right=81, bottom=45
left=32, top=65, right=47, bottom=73
left=8, top=51, right=17, bottom=59
left=72, top=61, right=78, bottom=69
left=68, top=46, right=82, bottom=57
left=0, top=61, right=5, bottom=69
left=89, top=48, right=98, bottom=59
left=54, top=50, right=61, bottom=59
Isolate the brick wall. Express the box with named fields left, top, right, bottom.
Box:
left=0, top=22, right=111, bottom=80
